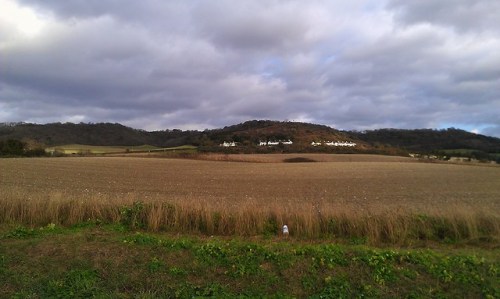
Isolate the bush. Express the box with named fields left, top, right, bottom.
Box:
left=0, top=139, right=25, bottom=156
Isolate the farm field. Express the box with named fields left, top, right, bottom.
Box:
left=2, top=155, right=499, bottom=209
left=1, top=155, right=499, bottom=241
left=1, top=155, right=500, bottom=297
left=44, top=144, right=196, bottom=155
left=180, top=153, right=414, bottom=163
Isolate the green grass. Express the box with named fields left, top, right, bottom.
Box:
left=45, top=144, right=197, bottom=155
left=1, top=223, right=498, bottom=298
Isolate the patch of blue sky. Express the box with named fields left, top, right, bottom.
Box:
left=361, top=1, right=385, bottom=12
left=437, top=122, right=492, bottom=135
left=258, top=56, right=284, bottom=78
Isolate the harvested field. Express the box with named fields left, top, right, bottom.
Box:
left=187, top=153, right=414, bottom=163
left=1, top=156, right=499, bottom=243
left=112, top=153, right=414, bottom=163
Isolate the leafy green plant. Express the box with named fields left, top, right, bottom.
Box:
left=4, top=226, right=37, bottom=239
left=41, top=269, right=102, bottom=298
left=318, top=275, right=352, bottom=298
left=356, top=250, right=398, bottom=285
left=120, top=201, right=145, bottom=229
left=122, top=232, right=159, bottom=246
left=147, top=257, right=163, bottom=273
left=349, top=236, right=367, bottom=245
left=196, top=242, right=230, bottom=266
left=263, top=215, right=278, bottom=237
left=168, top=267, right=187, bottom=276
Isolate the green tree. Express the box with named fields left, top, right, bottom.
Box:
left=0, top=139, right=26, bottom=156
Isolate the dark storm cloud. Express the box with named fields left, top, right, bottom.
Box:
left=1, top=0, right=499, bottom=136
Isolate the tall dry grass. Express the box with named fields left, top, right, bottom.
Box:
left=1, top=188, right=498, bottom=245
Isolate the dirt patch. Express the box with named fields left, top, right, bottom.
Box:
left=283, top=157, right=317, bottom=163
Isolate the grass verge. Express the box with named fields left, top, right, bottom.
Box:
left=2, top=197, right=499, bottom=246
left=1, top=223, right=498, bottom=298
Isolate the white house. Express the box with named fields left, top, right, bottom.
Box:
left=220, top=141, right=236, bottom=147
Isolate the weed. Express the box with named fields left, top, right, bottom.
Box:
left=349, top=236, right=367, bottom=245
left=120, top=201, right=145, bottom=229
left=263, top=215, right=278, bottom=237
left=41, top=269, right=102, bottom=298
left=196, top=242, right=230, bottom=265
left=310, top=244, right=348, bottom=269
left=168, top=267, right=187, bottom=276
left=356, top=250, right=398, bottom=285
left=317, top=275, right=352, bottom=298
left=3, top=226, right=37, bottom=239
left=122, top=232, right=159, bottom=246
left=147, top=257, right=163, bottom=273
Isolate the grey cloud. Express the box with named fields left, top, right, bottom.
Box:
left=483, top=125, right=500, bottom=138
left=18, top=0, right=194, bottom=32
left=1, top=0, right=499, bottom=138
left=387, top=0, right=500, bottom=33
left=316, top=18, right=500, bottom=133
left=193, top=0, right=316, bottom=52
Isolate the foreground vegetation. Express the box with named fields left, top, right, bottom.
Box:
left=1, top=223, right=498, bottom=298
left=2, top=196, right=499, bottom=247
left=1, top=156, right=499, bottom=297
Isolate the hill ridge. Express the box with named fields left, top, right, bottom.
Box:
left=1, top=120, right=499, bottom=156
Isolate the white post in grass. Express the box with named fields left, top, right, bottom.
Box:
left=282, top=225, right=289, bottom=238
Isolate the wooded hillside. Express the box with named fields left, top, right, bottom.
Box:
left=1, top=121, right=499, bottom=157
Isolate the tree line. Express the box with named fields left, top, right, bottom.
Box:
left=0, top=139, right=46, bottom=157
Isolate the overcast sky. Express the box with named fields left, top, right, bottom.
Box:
left=1, top=0, right=499, bottom=136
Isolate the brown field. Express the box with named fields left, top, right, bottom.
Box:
left=110, top=152, right=414, bottom=163
left=1, top=155, right=499, bottom=244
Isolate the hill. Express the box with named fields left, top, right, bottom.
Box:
left=0, top=122, right=199, bottom=147
left=1, top=121, right=500, bottom=157
left=0, top=120, right=365, bottom=149
left=348, top=128, right=500, bottom=153
left=203, top=120, right=366, bottom=148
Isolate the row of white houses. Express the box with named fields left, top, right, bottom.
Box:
left=311, top=141, right=357, bottom=147
left=220, top=140, right=294, bottom=147
left=220, top=140, right=356, bottom=147
left=259, top=140, right=293, bottom=146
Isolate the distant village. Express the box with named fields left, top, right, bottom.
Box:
left=220, top=140, right=357, bottom=147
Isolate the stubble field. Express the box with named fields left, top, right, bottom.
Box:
left=1, top=155, right=499, bottom=244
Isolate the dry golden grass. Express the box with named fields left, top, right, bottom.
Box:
left=1, top=156, right=499, bottom=244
